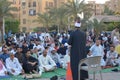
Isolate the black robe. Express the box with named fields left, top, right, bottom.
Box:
left=68, top=29, right=88, bottom=80
left=23, top=56, right=38, bottom=73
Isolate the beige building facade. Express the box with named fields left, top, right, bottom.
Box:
left=87, top=1, right=105, bottom=15
left=8, top=0, right=20, bottom=20
left=9, top=0, right=62, bottom=32
left=105, top=0, right=120, bottom=14
left=20, top=0, right=41, bottom=32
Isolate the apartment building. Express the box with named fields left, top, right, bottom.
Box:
left=105, top=0, right=120, bottom=13
left=87, top=1, right=105, bottom=15
left=9, top=0, right=73, bottom=32
left=8, top=0, right=20, bottom=20
left=9, top=0, right=54, bottom=32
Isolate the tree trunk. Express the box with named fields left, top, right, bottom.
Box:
left=0, top=17, right=5, bottom=43
left=0, top=18, right=3, bottom=43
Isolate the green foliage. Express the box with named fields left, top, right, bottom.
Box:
left=33, top=27, right=40, bottom=32
left=88, top=19, right=107, bottom=36
left=64, top=0, right=92, bottom=19
left=37, top=13, right=53, bottom=28
left=48, top=25, right=57, bottom=31
left=64, top=0, right=85, bottom=18
left=5, top=19, right=20, bottom=33
left=0, top=0, right=17, bottom=18
left=0, top=0, right=18, bottom=42
left=36, top=0, right=92, bottom=32
left=48, top=6, right=68, bottom=30
left=106, top=22, right=120, bottom=31
left=104, top=6, right=115, bottom=15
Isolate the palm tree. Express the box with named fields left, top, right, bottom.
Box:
left=64, top=0, right=87, bottom=18
left=104, top=6, right=115, bottom=15
left=90, top=19, right=106, bottom=36
left=0, top=0, right=17, bottom=42
left=64, top=0, right=93, bottom=31
left=48, top=6, right=68, bottom=32
left=37, top=13, right=53, bottom=29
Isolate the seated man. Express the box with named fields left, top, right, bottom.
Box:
left=50, top=48, right=62, bottom=68
left=0, top=47, right=10, bottom=63
left=62, top=52, right=70, bottom=69
left=0, top=60, right=8, bottom=76
left=5, top=53, right=24, bottom=76
left=15, top=47, right=24, bottom=66
left=23, top=50, right=38, bottom=73
left=38, top=49, right=56, bottom=73
left=106, top=46, right=118, bottom=66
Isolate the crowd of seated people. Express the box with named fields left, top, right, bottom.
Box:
left=0, top=32, right=71, bottom=77
left=0, top=28, right=120, bottom=77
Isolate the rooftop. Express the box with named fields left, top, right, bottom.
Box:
left=89, top=15, right=120, bottom=22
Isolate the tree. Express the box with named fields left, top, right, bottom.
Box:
left=64, top=0, right=89, bottom=18
left=37, top=13, right=53, bottom=29
left=48, top=6, right=68, bottom=31
left=90, top=19, right=107, bottom=36
left=106, top=22, right=120, bottom=31
left=0, top=0, right=17, bottom=42
left=63, top=0, right=92, bottom=31
left=104, top=6, right=115, bottom=15
left=5, top=19, right=20, bottom=34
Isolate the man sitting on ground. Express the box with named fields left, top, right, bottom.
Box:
left=5, top=53, right=24, bottom=76
left=38, top=49, right=56, bottom=74
left=106, top=45, right=118, bottom=66
left=50, top=48, right=62, bottom=68
left=23, top=50, right=38, bottom=74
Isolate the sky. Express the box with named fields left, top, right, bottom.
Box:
left=86, top=0, right=110, bottom=4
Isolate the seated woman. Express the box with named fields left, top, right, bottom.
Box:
left=0, top=60, right=8, bottom=76
left=23, top=50, right=38, bottom=74
left=5, top=53, right=24, bottom=76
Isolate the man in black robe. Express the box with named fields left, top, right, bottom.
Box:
left=23, top=50, right=38, bottom=73
left=68, top=18, right=88, bottom=80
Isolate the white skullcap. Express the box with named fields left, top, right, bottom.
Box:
left=64, top=43, right=68, bottom=46
left=75, top=22, right=81, bottom=28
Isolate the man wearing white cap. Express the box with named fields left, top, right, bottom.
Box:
left=5, top=53, right=24, bottom=76
left=68, top=17, right=88, bottom=80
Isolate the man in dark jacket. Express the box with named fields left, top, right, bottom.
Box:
left=68, top=18, right=88, bottom=80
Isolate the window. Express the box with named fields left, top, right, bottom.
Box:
left=22, top=2, right=26, bottom=9
left=49, top=2, right=53, bottom=7
left=23, top=19, right=26, bottom=24
left=13, top=0, right=16, bottom=4
left=22, top=2, right=26, bottom=6
left=28, top=2, right=31, bottom=7
left=23, top=10, right=26, bottom=15
left=46, top=1, right=49, bottom=7
left=33, top=1, right=36, bottom=7
left=29, top=9, right=36, bottom=16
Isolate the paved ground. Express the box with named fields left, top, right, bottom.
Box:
left=89, top=72, right=120, bottom=80
left=30, top=72, right=120, bottom=80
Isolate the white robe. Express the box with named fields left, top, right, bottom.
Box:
left=5, top=57, right=22, bottom=76
left=38, top=55, right=56, bottom=72
left=90, top=44, right=106, bottom=66
left=62, top=54, right=70, bottom=69
left=0, top=61, right=7, bottom=76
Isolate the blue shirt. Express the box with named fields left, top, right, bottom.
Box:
left=0, top=53, right=10, bottom=62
